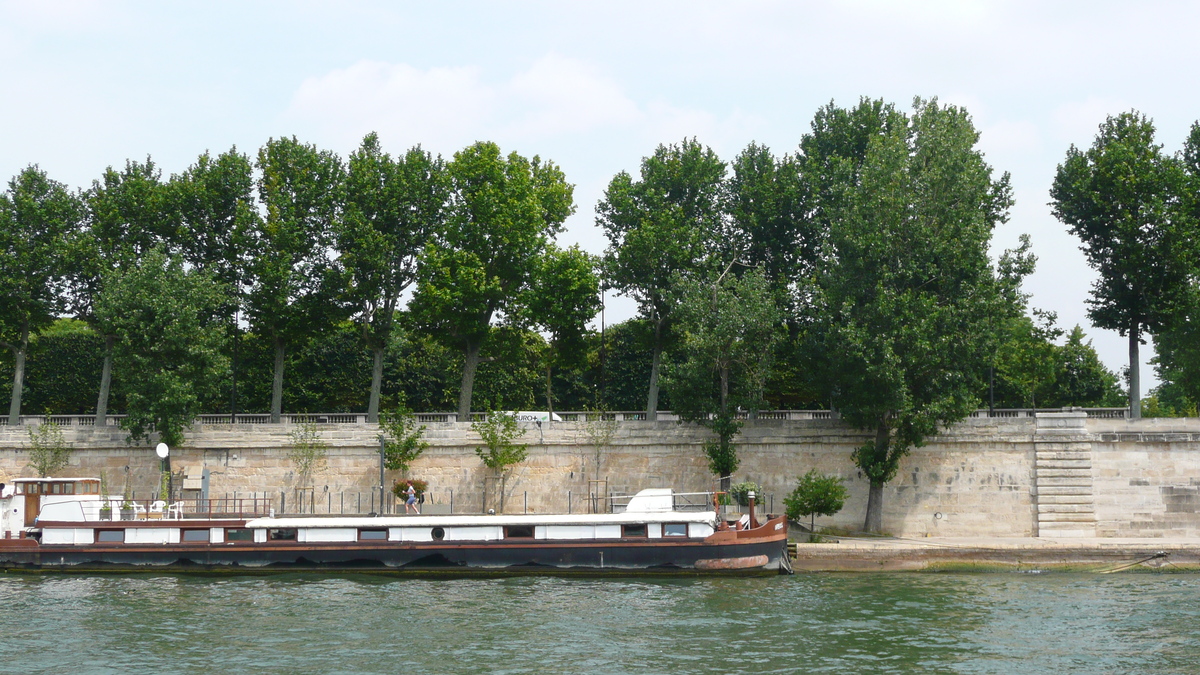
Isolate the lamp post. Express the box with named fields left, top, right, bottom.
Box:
left=155, top=442, right=170, bottom=501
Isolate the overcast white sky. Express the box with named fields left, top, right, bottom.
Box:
left=4, top=0, right=1198, bottom=390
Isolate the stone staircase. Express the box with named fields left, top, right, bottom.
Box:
left=1034, top=413, right=1097, bottom=538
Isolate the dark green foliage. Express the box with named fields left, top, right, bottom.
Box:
left=593, top=319, right=669, bottom=411
left=0, top=320, right=110, bottom=415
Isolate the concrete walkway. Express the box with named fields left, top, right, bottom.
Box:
left=791, top=536, right=1200, bottom=572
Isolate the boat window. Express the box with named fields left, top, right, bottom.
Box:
left=182, top=529, right=210, bottom=542
left=225, top=528, right=254, bottom=542
left=268, top=528, right=298, bottom=541
left=358, top=529, right=387, bottom=541
left=431, top=527, right=445, bottom=541
left=96, top=530, right=125, bottom=543
left=51, top=483, right=61, bottom=494
left=62, top=483, right=74, bottom=495
left=622, top=524, right=648, bottom=538
left=504, top=525, right=534, bottom=539
left=663, top=523, right=688, bottom=537
left=23, top=483, right=36, bottom=495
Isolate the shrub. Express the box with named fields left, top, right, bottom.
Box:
left=392, top=479, right=429, bottom=499
left=784, top=470, right=848, bottom=531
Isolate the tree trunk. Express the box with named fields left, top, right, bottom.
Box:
left=1129, top=322, right=1141, bottom=419
left=645, top=318, right=665, bottom=421
left=719, top=364, right=729, bottom=417
left=545, top=364, right=554, bottom=415
left=6, top=319, right=29, bottom=426
left=457, top=339, right=483, bottom=421
left=95, top=334, right=115, bottom=427
left=862, top=422, right=890, bottom=533
left=271, top=337, right=286, bottom=424
left=367, top=344, right=384, bottom=424
left=863, top=481, right=884, bottom=534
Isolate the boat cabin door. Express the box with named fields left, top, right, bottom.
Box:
left=24, top=488, right=40, bottom=527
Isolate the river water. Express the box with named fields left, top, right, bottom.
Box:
left=2, top=572, right=1198, bottom=674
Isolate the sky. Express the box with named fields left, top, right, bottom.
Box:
left=3, top=0, right=1199, bottom=392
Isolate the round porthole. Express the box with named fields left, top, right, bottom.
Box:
left=431, top=527, right=445, bottom=541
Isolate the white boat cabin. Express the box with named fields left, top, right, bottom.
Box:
left=1, top=485, right=719, bottom=546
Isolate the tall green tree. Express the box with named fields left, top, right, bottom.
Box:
left=1149, top=122, right=1200, bottom=414
left=0, top=167, right=83, bottom=424
left=1051, top=112, right=1193, bottom=418
left=95, top=248, right=228, bottom=447
left=519, top=244, right=601, bottom=414
left=248, top=137, right=348, bottom=422
left=805, top=98, right=1018, bottom=533
left=994, top=310, right=1063, bottom=410
left=172, top=147, right=260, bottom=419
left=339, top=133, right=447, bottom=423
left=410, top=141, right=574, bottom=419
left=76, top=158, right=176, bottom=426
left=663, top=267, right=781, bottom=490
left=597, top=139, right=726, bottom=419
left=725, top=143, right=817, bottom=288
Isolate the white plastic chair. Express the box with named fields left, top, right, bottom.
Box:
left=149, top=501, right=166, bottom=518
left=166, top=502, right=184, bottom=520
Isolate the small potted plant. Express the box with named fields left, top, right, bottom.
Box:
left=98, top=472, right=112, bottom=521
left=120, top=482, right=136, bottom=520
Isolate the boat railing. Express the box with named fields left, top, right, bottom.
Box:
left=176, top=497, right=274, bottom=519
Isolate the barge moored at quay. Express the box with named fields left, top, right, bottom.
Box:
left=0, top=478, right=791, bottom=574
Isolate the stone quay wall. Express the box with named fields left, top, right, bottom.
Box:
left=1, top=414, right=1198, bottom=538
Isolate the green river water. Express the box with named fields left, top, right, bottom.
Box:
left=2, top=572, right=1198, bottom=674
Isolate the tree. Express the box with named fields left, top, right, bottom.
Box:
left=784, top=469, right=848, bottom=534
left=1051, top=112, right=1193, bottom=418
left=994, top=310, right=1063, bottom=409
left=287, top=421, right=329, bottom=490
left=0, top=167, right=83, bottom=424
left=248, top=136, right=348, bottom=422
left=519, top=244, right=601, bottom=414
left=471, top=411, right=528, bottom=512
left=340, top=133, right=447, bottom=423
left=379, top=403, right=429, bottom=473
left=410, top=141, right=574, bottom=419
left=805, top=98, right=1017, bottom=533
left=172, top=147, right=260, bottom=419
left=663, top=267, right=782, bottom=490
left=76, top=157, right=176, bottom=426
left=95, top=248, right=228, bottom=447
left=27, top=420, right=72, bottom=477
left=598, top=139, right=726, bottom=419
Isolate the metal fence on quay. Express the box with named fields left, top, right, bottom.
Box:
left=0, top=407, right=1131, bottom=427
